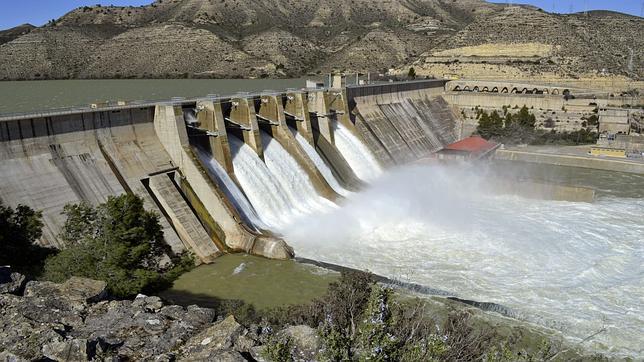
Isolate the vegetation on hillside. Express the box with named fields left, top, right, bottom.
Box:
left=476, top=105, right=598, bottom=146
left=193, top=270, right=581, bottom=362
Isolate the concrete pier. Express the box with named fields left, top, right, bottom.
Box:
left=257, top=93, right=339, bottom=201
left=196, top=100, right=234, bottom=175
left=228, top=96, right=263, bottom=160
left=284, top=91, right=314, bottom=145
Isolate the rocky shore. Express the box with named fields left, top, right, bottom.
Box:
left=0, top=266, right=317, bottom=361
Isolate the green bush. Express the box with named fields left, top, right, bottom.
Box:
left=43, top=194, right=192, bottom=298
left=261, top=336, right=293, bottom=362
left=0, top=202, right=54, bottom=276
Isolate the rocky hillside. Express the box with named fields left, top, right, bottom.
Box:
left=0, top=266, right=319, bottom=361
left=0, top=0, right=641, bottom=80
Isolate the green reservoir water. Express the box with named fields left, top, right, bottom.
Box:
left=161, top=254, right=339, bottom=310
left=0, top=78, right=313, bottom=115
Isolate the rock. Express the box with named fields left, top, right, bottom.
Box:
left=0, top=351, right=28, bottom=362
left=251, top=236, right=295, bottom=260
left=179, top=315, right=246, bottom=360
left=278, top=325, right=321, bottom=361
left=73, top=300, right=215, bottom=360
left=179, top=349, right=247, bottom=362
left=0, top=267, right=26, bottom=295
left=41, top=339, right=94, bottom=362
left=24, top=277, right=107, bottom=303
left=133, top=295, right=164, bottom=312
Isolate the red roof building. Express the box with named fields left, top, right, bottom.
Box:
left=437, top=136, right=499, bottom=160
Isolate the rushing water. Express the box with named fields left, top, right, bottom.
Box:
left=259, top=131, right=336, bottom=216
left=194, top=147, right=267, bottom=231
left=291, top=128, right=351, bottom=197
left=229, top=133, right=334, bottom=230
left=281, top=163, right=644, bottom=358
left=333, top=122, right=383, bottom=182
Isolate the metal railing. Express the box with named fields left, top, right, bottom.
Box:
left=0, top=87, right=328, bottom=122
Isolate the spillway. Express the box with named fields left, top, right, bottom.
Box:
left=194, top=147, right=267, bottom=232
left=229, top=133, right=335, bottom=231
left=291, top=128, right=351, bottom=197
left=333, top=122, right=382, bottom=182
left=259, top=131, right=336, bottom=216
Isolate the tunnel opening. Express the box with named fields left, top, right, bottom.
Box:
left=501, top=87, right=509, bottom=93
left=492, top=87, right=499, bottom=93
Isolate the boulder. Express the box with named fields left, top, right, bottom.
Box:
left=278, top=325, right=321, bottom=361
left=74, top=300, right=216, bottom=360
left=0, top=351, right=28, bottom=362
left=132, top=294, right=164, bottom=312
left=179, top=315, right=248, bottom=359
left=41, top=339, right=94, bottom=362
left=0, top=266, right=26, bottom=295
left=24, top=277, right=107, bottom=303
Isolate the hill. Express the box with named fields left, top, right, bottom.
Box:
left=0, top=0, right=640, bottom=80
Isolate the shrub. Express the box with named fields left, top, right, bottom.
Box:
left=43, top=194, right=192, bottom=298
left=0, top=202, right=54, bottom=276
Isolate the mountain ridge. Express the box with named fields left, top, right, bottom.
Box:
left=0, top=0, right=641, bottom=80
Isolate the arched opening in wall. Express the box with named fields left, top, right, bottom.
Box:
left=482, top=87, right=489, bottom=92
left=453, top=86, right=461, bottom=91
left=521, top=88, right=529, bottom=94
left=511, top=88, right=518, bottom=94
left=552, top=89, right=559, bottom=95
left=473, top=86, right=480, bottom=92
left=492, top=87, right=499, bottom=93
left=501, top=87, right=509, bottom=93
left=532, top=88, right=539, bottom=94
left=463, top=86, right=471, bottom=91
left=543, top=89, right=549, bottom=94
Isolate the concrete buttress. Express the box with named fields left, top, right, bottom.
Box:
left=153, top=104, right=293, bottom=260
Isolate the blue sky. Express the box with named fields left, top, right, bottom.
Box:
left=0, top=0, right=641, bottom=30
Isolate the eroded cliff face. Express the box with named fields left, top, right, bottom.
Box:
left=0, top=0, right=640, bottom=80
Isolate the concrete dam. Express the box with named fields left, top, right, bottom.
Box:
left=0, top=80, right=458, bottom=262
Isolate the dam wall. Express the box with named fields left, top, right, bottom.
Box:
left=0, top=108, right=190, bottom=253
left=0, top=79, right=462, bottom=261
left=349, top=81, right=458, bottom=165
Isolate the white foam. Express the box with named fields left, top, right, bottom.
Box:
left=333, top=122, right=382, bottom=182
left=282, top=163, right=644, bottom=358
